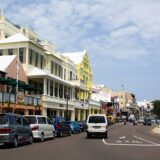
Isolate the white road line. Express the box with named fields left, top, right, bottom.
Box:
left=119, top=136, right=126, bottom=139
left=133, top=135, right=158, bottom=144
left=102, top=139, right=160, bottom=147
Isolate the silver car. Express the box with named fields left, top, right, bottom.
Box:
left=24, top=115, right=55, bottom=142
left=0, top=113, right=33, bottom=147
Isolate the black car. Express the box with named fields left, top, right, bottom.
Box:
left=77, top=121, right=87, bottom=132
left=0, top=113, right=33, bottom=147
left=143, top=118, right=151, bottom=126
left=52, top=116, right=71, bottom=137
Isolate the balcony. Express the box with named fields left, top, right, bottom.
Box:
left=0, top=92, right=41, bottom=106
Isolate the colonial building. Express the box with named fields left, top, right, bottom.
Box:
left=0, top=14, right=93, bottom=120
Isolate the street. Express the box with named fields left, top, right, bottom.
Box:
left=0, top=123, right=160, bottom=160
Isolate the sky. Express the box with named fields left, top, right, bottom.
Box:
left=0, top=0, right=160, bottom=101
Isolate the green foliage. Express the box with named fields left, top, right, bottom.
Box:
left=153, top=100, right=160, bottom=117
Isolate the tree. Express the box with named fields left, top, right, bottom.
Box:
left=153, top=100, right=160, bottom=118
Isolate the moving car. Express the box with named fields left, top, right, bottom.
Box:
left=52, top=116, right=71, bottom=137
left=24, top=115, right=55, bottom=141
left=86, top=114, right=108, bottom=139
left=0, top=113, right=33, bottom=147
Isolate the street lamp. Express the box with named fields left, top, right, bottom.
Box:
left=66, top=92, right=69, bottom=121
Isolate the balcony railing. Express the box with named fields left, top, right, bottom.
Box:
left=0, top=92, right=41, bottom=106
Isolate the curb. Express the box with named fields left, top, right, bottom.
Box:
left=152, top=127, right=160, bottom=134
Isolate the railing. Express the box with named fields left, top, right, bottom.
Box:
left=0, top=92, right=41, bottom=106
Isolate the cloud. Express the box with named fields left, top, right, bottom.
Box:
left=1, top=0, right=160, bottom=100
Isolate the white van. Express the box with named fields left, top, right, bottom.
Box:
left=24, top=115, right=55, bottom=142
left=86, top=114, right=108, bottom=139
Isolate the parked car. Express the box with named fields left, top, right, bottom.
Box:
left=52, top=116, right=71, bottom=137
left=24, top=115, right=55, bottom=142
left=86, top=114, right=108, bottom=139
left=138, top=117, right=144, bottom=123
left=77, top=121, right=87, bottom=132
left=143, top=118, right=152, bottom=126
left=68, top=121, right=81, bottom=134
left=0, top=113, right=33, bottom=147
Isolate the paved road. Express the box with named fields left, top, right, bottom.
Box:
left=0, top=123, right=160, bottom=160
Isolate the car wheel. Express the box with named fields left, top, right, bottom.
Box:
left=104, top=132, right=108, bottom=139
left=40, top=133, right=44, bottom=142
left=52, top=132, right=55, bottom=139
left=13, top=137, right=18, bottom=148
left=87, top=132, right=91, bottom=138
left=29, top=135, right=33, bottom=144
left=68, top=131, right=71, bottom=136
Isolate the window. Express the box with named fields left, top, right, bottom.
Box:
left=51, top=61, right=54, bottom=74
left=29, top=49, right=33, bottom=64
left=0, top=49, right=3, bottom=56
left=64, top=69, right=66, bottom=80
left=70, top=71, right=72, bottom=80
left=47, top=118, right=52, bottom=125
left=9, top=115, right=16, bottom=125
left=19, top=48, right=24, bottom=63
left=35, top=52, right=39, bottom=67
left=59, top=65, right=61, bottom=77
left=23, top=118, right=28, bottom=126
left=37, top=117, right=46, bottom=124
left=16, top=117, right=22, bottom=125
left=8, top=49, right=13, bottom=55
left=40, top=55, right=43, bottom=69
left=89, top=116, right=105, bottom=123
left=55, top=63, right=58, bottom=75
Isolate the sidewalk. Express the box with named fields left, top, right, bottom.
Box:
left=153, top=126, right=160, bottom=134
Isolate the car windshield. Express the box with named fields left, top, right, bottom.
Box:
left=89, top=116, right=105, bottom=123
left=25, top=116, right=37, bottom=124
left=0, top=114, right=8, bottom=124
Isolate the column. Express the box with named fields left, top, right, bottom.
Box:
left=43, top=78, right=47, bottom=95
left=57, top=109, right=60, bottom=116
left=83, top=109, right=86, bottom=120
left=71, top=110, right=75, bottom=121
left=62, top=110, right=65, bottom=117
left=57, top=83, right=59, bottom=98
left=78, top=109, right=81, bottom=121
left=42, top=107, right=47, bottom=116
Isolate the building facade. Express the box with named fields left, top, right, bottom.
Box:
left=0, top=14, right=93, bottom=121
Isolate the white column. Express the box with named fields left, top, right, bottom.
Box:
left=83, top=109, right=86, bottom=120
left=78, top=109, right=81, bottom=121
left=43, top=107, right=47, bottom=116
left=48, top=79, right=50, bottom=96
left=43, top=78, right=47, bottom=95
left=57, top=110, right=60, bottom=116
left=62, top=110, right=65, bottom=117
left=71, top=110, right=75, bottom=121
left=57, top=83, right=59, bottom=98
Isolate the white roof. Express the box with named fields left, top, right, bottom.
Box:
left=62, top=50, right=86, bottom=65
left=0, top=33, right=30, bottom=44
left=27, top=67, right=74, bottom=86
left=0, top=55, right=16, bottom=72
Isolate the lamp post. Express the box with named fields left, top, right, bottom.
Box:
left=66, top=92, right=69, bottom=121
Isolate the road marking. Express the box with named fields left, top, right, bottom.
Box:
left=133, top=135, right=158, bottom=144
left=116, top=140, right=122, bottom=143
left=102, top=139, right=160, bottom=147
left=119, top=136, right=126, bottom=139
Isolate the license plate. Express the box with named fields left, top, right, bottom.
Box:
left=93, top=126, right=101, bottom=129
